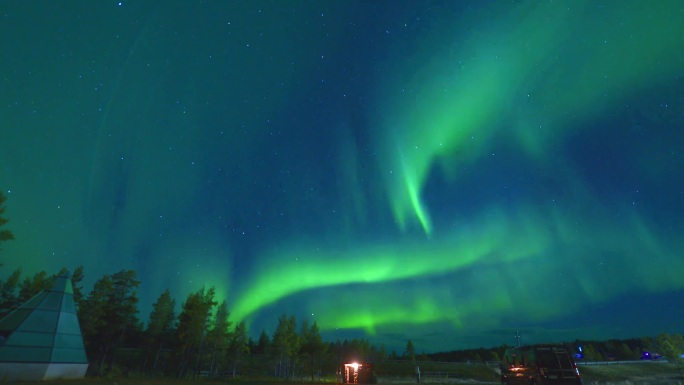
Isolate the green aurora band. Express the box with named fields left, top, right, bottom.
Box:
left=315, top=213, right=683, bottom=335
left=374, top=0, right=684, bottom=234
left=233, top=201, right=683, bottom=332
left=230, top=1, right=684, bottom=338
left=2, top=1, right=682, bottom=349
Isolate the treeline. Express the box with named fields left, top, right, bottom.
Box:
left=0, top=193, right=402, bottom=378
left=0, top=266, right=85, bottom=318
left=0, top=267, right=400, bottom=378
left=1, top=267, right=683, bottom=379
left=427, top=334, right=684, bottom=364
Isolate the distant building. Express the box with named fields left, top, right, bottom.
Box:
left=342, top=362, right=376, bottom=384
left=0, top=274, right=88, bottom=380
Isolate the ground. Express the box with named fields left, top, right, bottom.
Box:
left=8, top=362, right=683, bottom=385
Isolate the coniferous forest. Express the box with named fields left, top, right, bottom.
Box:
left=1, top=194, right=683, bottom=380
left=2, top=263, right=683, bottom=379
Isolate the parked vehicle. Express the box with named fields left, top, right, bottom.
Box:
left=500, top=344, right=583, bottom=385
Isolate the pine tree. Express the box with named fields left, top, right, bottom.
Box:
left=228, top=321, right=249, bottom=377
left=71, top=266, right=85, bottom=304
left=18, top=270, right=51, bottom=303
left=379, top=344, right=388, bottom=362
left=300, top=320, right=325, bottom=381
left=175, top=286, right=217, bottom=377
left=0, top=192, right=14, bottom=251
left=0, top=268, right=21, bottom=317
left=78, top=275, right=114, bottom=374
left=656, top=333, right=683, bottom=377
left=109, top=270, right=142, bottom=344
left=272, top=314, right=300, bottom=378
left=406, top=340, right=416, bottom=363
left=488, top=350, right=501, bottom=362
left=617, top=343, right=635, bottom=360
left=206, top=300, right=232, bottom=375
left=145, top=288, right=176, bottom=372
left=255, top=329, right=270, bottom=355
left=78, top=269, right=141, bottom=375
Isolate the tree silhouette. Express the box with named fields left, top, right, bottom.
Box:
left=145, top=288, right=176, bottom=373
left=78, top=269, right=141, bottom=375
left=0, top=192, right=14, bottom=252
left=228, top=321, right=249, bottom=377
left=300, top=320, right=326, bottom=381
left=406, top=339, right=416, bottom=363
left=206, top=300, right=232, bottom=375
left=656, top=333, right=684, bottom=377
left=175, top=286, right=217, bottom=377
left=18, top=270, right=51, bottom=303
left=273, top=314, right=299, bottom=378
left=0, top=268, right=20, bottom=317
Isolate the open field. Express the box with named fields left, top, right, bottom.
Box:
left=578, top=361, right=684, bottom=385
left=379, top=360, right=684, bottom=384
left=6, top=362, right=683, bottom=385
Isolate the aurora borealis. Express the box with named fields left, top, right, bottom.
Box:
left=1, top=0, right=683, bottom=352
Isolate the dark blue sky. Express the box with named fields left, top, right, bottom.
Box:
left=1, top=1, right=683, bottom=352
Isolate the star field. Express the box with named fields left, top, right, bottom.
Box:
left=1, top=0, right=683, bottom=352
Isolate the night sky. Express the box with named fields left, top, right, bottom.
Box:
left=1, top=1, right=684, bottom=353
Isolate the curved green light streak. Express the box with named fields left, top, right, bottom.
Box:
left=232, top=191, right=684, bottom=334
left=396, top=149, right=431, bottom=234
left=231, top=207, right=551, bottom=322
left=375, top=0, right=684, bottom=234
left=310, top=209, right=683, bottom=334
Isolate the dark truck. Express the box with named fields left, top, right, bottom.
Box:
left=500, top=344, right=583, bottom=385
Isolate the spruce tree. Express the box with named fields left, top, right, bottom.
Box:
left=0, top=192, right=14, bottom=251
